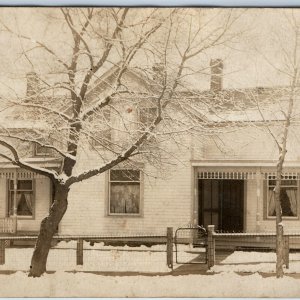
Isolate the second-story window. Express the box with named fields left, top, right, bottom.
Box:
left=138, top=107, right=158, bottom=127
left=91, top=108, right=112, bottom=148
left=34, top=141, right=52, bottom=156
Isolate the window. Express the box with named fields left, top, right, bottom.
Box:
left=138, top=107, right=157, bottom=127
left=8, top=180, right=34, bottom=217
left=91, top=108, right=112, bottom=148
left=267, top=176, right=298, bottom=218
left=92, top=129, right=112, bottom=148
left=34, top=142, right=52, bottom=156
left=108, top=169, right=141, bottom=215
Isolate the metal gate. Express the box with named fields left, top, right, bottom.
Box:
left=174, top=226, right=207, bottom=264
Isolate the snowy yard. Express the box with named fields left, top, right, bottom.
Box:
left=212, top=251, right=300, bottom=274
left=0, top=241, right=204, bottom=273
left=0, top=242, right=300, bottom=296
left=0, top=270, right=300, bottom=297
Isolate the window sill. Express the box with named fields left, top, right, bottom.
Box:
left=9, top=216, right=34, bottom=220
left=107, top=213, right=143, bottom=218
left=266, top=216, right=299, bottom=220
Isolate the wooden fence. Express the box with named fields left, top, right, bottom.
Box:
left=207, top=224, right=291, bottom=269
left=0, top=227, right=175, bottom=269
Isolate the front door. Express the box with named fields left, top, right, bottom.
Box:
left=198, top=179, right=244, bottom=232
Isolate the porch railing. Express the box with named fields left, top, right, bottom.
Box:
left=206, top=224, right=293, bottom=269
left=0, top=218, right=17, bottom=234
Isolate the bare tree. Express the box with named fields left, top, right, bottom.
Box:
left=254, top=10, right=300, bottom=278
left=0, top=8, right=241, bottom=277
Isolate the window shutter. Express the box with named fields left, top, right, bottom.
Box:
left=6, top=179, right=9, bottom=218
left=263, top=179, right=267, bottom=220
left=33, top=178, right=36, bottom=219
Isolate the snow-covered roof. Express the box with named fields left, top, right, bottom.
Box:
left=2, top=65, right=300, bottom=129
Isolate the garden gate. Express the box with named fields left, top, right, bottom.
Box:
left=174, top=225, right=207, bottom=264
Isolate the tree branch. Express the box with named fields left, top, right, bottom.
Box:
left=0, top=139, right=58, bottom=180
left=65, top=115, right=162, bottom=186
left=0, top=20, right=69, bottom=69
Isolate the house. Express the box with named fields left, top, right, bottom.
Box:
left=1, top=60, right=300, bottom=237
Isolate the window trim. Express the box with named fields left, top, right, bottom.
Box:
left=266, top=175, right=299, bottom=220
left=90, top=108, right=112, bottom=149
left=91, top=128, right=112, bottom=149
left=138, top=106, right=158, bottom=127
left=33, top=141, right=52, bottom=157
left=107, top=169, right=143, bottom=217
left=8, top=179, right=35, bottom=219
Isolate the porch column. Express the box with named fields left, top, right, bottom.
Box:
left=256, top=170, right=262, bottom=231
left=12, top=171, right=17, bottom=233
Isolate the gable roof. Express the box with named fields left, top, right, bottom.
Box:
left=1, top=65, right=300, bottom=127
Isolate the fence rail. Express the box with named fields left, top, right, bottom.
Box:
left=0, top=228, right=176, bottom=270
left=207, top=224, right=299, bottom=269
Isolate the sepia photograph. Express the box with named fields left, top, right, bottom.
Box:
left=0, top=5, right=299, bottom=297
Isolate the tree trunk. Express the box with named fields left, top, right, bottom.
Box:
left=29, top=183, right=69, bottom=277
left=274, top=167, right=284, bottom=278
left=276, top=222, right=284, bottom=278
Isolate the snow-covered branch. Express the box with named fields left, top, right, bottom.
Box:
left=0, top=139, right=58, bottom=180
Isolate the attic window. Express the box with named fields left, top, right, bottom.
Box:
left=138, top=107, right=157, bottom=127
left=92, top=129, right=112, bottom=148
left=91, top=108, right=112, bottom=148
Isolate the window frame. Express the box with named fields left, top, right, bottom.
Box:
left=8, top=179, right=35, bottom=219
left=33, top=139, right=53, bottom=157
left=107, top=169, right=143, bottom=217
left=90, top=108, right=112, bottom=149
left=266, top=175, right=299, bottom=220
left=91, top=128, right=112, bottom=148
left=138, top=106, right=158, bottom=127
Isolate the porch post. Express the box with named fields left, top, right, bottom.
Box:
left=0, top=240, right=5, bottom=265
left=76, top=239, right=83, bottom=265
left=166, top=227, right=173, bottom=269
left=12, top=170, right=17, bottom=233
left=256, top=170, right=262, bottom=231
left=207, top=225, right=215, bottom=269
left=283, top=236, right=289, bottom=269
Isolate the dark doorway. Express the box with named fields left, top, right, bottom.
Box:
left=198, top=179, right=244, bottom=232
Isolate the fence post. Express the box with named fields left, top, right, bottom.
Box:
left=76, top=239, right=83, bottom=265
left=0, top=240, right=5, bottom=265
left=167, top=227, right=173, bottom=269
left=207, top=225, right=215, bottom=269
left=283, top=236, right=289, bottom=269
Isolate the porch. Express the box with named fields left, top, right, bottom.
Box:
left=0, top=167, right=53, bottom=235
left=193, top=164, right=300, bottom=233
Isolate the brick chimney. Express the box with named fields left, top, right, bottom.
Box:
left=26, top=72, right=40, bottom=100
left=210, top=59, right=223, bottom=93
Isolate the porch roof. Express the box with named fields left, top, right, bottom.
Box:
left=0, top=157, right=61, bottom=179
left=191, top=160, right=300, bottom=168
left=193, top=160, right=300, bottom=180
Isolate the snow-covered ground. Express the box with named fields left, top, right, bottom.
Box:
left=0, top=243, right=300, bottom=297
left=0, top=241, right=204, bottom=273
left=0, top=271, right=300, bottom=297
left=212, top=251, right=300, bottom=274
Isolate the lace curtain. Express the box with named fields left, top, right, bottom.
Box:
left=15, top=192, right=33, bottom=216
left=110, top=183, right=140, bottom=214
left=268, top=188, right=297, bottom=217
